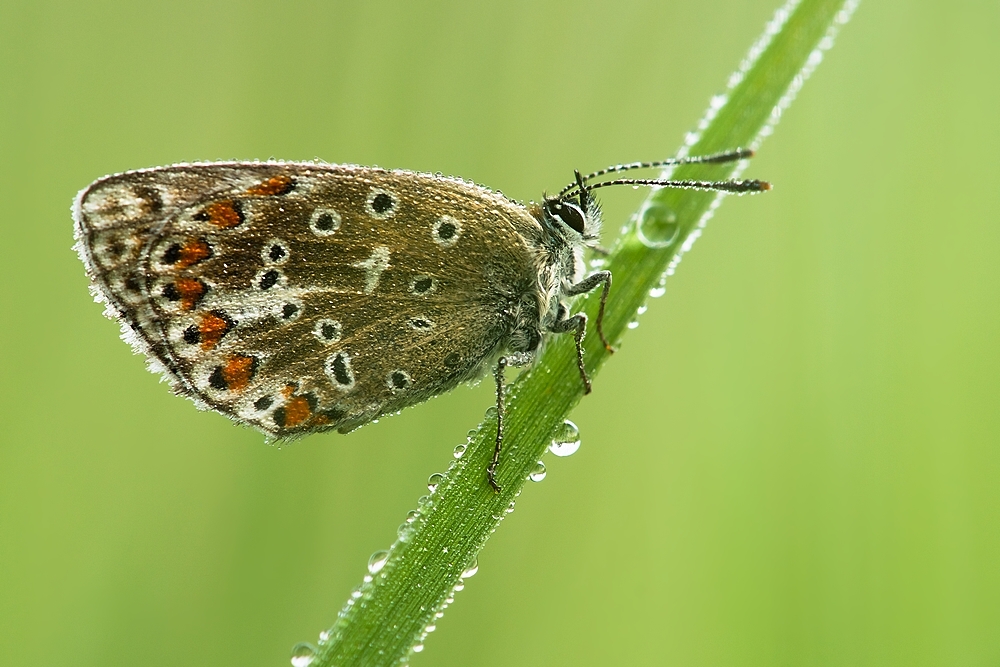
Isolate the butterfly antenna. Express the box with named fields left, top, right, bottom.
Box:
left=574, top=169, right=590, bottom=212
left=567, top=177, right=772, bottom=197
left=558, top=148, right=755, bottom=198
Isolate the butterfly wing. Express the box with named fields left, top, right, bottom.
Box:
left=74, top=162, right=545, bottom=437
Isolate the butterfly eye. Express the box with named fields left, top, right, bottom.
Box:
left=545, top=200, right=586, bottom=234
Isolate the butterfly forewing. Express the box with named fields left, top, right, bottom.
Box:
left=75, top=162, right=544, bottom=437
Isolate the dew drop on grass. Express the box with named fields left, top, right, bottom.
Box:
left=427, top=472, right=445, bottom=493
left=549, top=420, right=581, bottom=457
left=529, top=461, right=547, bottom=482
left=637, top=201, right=680, bottom=248
left=290, top=642, right=316, bottom=667
left=368, top=550, right=389, bottom=574
left=461, top=558, right=479, bottom=578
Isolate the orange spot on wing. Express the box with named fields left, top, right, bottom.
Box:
left=196, top=200, right=243, bottom=228
left=177, top=238, right=212, bottom=268
left=199, top=311, right=233, bottom=350
left=173, top=278, right=208, bottom=311
left=245, top=175, right=294, bottom=196
left=221, top=355, right=257, bottom=392
left=281, top=396, right=312, bottom=427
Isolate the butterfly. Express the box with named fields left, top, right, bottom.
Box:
left=73, top=151, right=767, bottom=490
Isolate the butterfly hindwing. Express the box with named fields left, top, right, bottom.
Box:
left=75, top=162, right=545, bottom=437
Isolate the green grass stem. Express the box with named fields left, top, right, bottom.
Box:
left=306, top=1, right=859, bottom=664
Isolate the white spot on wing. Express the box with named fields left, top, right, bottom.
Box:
left=352, top=246, right=390, bottom=294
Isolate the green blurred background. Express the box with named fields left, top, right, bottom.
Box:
left=2, top=1, right=999, bottom=665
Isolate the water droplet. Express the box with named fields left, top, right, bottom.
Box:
left=484, top=406, right=498, bottom=419
left=290, top=642, right=316, bottom=667
left=427, top=472, right=445, bottom=493
left=318, top=630, right=331, bottom=645
left=461, top=558, right=479, bottom=578
left=453, top=442, right=467, bottom=458
left=627, top=320, right=639, bottom=330
left=413, top=644, right=424, bottom=653
left=529, top=461, right=547, bottom=482
left=637, top=201, right=680, bottom=248
left=453, top=582, right=465, bottom=592
left=435, top=611, right=445, bottom=619
left=368, top=550, right=389, bottom=574
left=549, top=420, right=581, bottom=457
left=637, top=304, right=647, bottom=315
left=406, top=510, right=419, bottom=523
left=351, top=589, right=363, bottom=599
left=425, top=624, right=437, bottom=633
left=467, top=428, right=478, bottom=439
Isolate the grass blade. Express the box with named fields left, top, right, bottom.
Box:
left=307, top=1, right=860, bottom=664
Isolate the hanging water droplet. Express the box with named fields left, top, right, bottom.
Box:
left=318, top=630, right=331, bottom=645
left=549, top=420, right=581, bottom=457
left=649, top=274, right=667, bottom=298
left=637, top=201, right=680, bottom=248
left=529, top=461, right=547, bottom=482
left=453, top=442, right=467, bottom=458
left=397, top=523, right=411, bottom=541
left=627, top=319, right=639, bottom=330
left=453, top=582, right=465, bottom=592
left=368, top=550, right=389, bottom=574
left=425, top=624, right=437, bottom=633
left=461, top=558, right=479, bottom=578
left=637, top=304, right=647, bottom=315
left=290, top=642, right=316, bottom=667
left=484, top=406, right=498, bottom=419
left=413, top=644, right=424, bottom=653
left=435, top=611, right=445, bottom=619
left=427, top=472, right=445, bottom=493
left=406, top=510, right=419, bottom=524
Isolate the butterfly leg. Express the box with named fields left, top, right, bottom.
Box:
left=487, top=356, right=508, bottom=493
left=549, top=311, right=593, bottom=395
left=565, top=270, right=614, bottom=353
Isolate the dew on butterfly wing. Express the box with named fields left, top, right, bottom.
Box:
left=549, top=420, right=581, bottom=457
left=529, top=461, right=547, bottom=482
left=368, top=550, right=389, bottom=574
left=427, top=472, right=445, bottom=493
left=637, top=201, right=680, bottom=248
left=290, top=642, right=316, bottom=667
left=461, top=558, right=479, bottom=578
